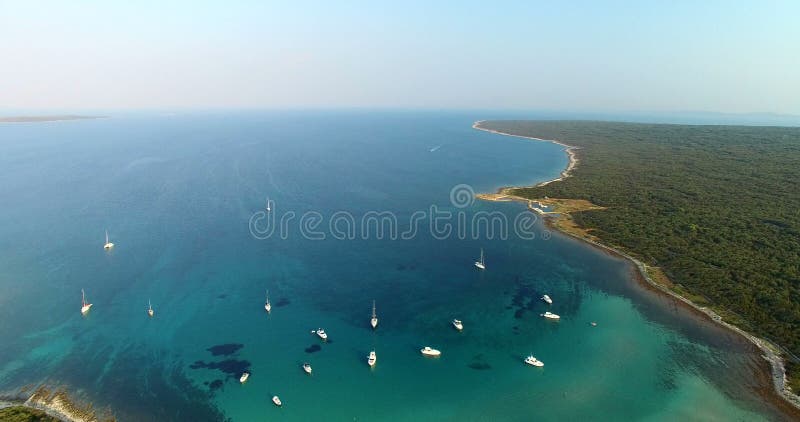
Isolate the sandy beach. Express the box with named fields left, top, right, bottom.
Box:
left=473, top=120, right=800, bottom=415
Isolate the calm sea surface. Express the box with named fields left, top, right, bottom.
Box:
left=0, top=111, right=792, bottom=420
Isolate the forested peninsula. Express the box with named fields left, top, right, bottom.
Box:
left=476, top=120, right=800, bottom=393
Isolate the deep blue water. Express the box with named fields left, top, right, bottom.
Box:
left=0, top=111, right=793, bottom=421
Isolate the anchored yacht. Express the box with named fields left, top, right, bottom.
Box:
left=81, top=289, right=92, bottom=315
left=239, top=372, right=250, bottom=383
left=103, top=230, right=114, bottom=250
left=420, top=346, right=441, bottom=357
left=541, top=294, right=552, bottom=305
left=370, top=300, right=378, bottom=329
left=474, top=248, right=485, bottom=270
left=541, top=311, right=560, bottom=320
left=452, top=319, right=463, bottom=331
left=368, top=350, right=377, bottom=367
left=525, top=355, right=544, bottom=367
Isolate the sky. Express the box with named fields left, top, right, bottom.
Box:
left=1, top=0, right=799, bottom=114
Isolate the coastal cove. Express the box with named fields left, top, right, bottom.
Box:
left=0, top=112, right=796, bottom=421
left=474, top=119, right=800, bottom=419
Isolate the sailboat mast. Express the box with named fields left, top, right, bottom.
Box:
left=372, top=300, right=376, bottom=318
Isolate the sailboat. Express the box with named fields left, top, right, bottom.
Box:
left=474, top=248, right=485, bottom=270
left=103, top=230, right=114, bottom=250
left=264, top=290, right=271, bottom=313
left=370, top=300, right=378, bottom=329
left=148, top=299, right=154, bottom=317
left=81, top=289, right=92, bottom=315
left=265, top=197, right=271, bottom=212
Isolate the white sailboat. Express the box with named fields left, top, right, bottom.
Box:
left=103, top=230, right=114, bottom=250
left=264, top=290, right=271, bottom=313
left=367, top=350, right=377, bottom=367
left=147, top=299, right=154, bottom=317
left=266, top=197, right=271, bottom=212
left=370, top=300, right=378, bottom=329
left=474, top=248, right=485, bottom=270
left=81, top=289, right=92, bottom=315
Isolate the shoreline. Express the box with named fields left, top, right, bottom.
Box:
left=0, top=115, right=106, bottom=123
left=472, top=120, right=800, bottom=415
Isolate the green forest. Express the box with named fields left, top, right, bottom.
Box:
left=480, top=120, right=800, bottom=385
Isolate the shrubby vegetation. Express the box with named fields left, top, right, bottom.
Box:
left=481, top=120, right=800, bottom=373
left=0, top=406, right=60, bottom=422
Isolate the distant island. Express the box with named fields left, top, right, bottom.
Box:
left=0, top=115, right=105, bottom=123
left=475, top=120, right=800, bottom=411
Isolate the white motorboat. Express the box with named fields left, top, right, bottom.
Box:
left=420, top=346, right=441, bottom=357
left=368, top=350, right=376, bottom=367
left=474, top=248, right=485, bottom=270
left=272, top=395, right=282, bottom=407
left=315, top=328, right=328, bottom=340
left=525, top=355, right=544, bottom=367
left=302, top=363, right=312, bottom=374
left=541, top=311, right=560, bottom=320
left=452, top=319, right=463, bottom=331
left=81, top=289, right=92, bottom=315
left=541, top=294, right=552, bottom=305
left=239, top=372, right=250, bottom=383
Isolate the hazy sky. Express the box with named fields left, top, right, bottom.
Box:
left=1, top=1, right=798, bottom=113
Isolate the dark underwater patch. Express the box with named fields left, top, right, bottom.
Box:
left=468, top=362, right=492, bottom=370
left=207, top=343, right=243, bottom=356
left=190, top=359, right=251, bottom=378
left=217, top=294, right=227, bottom=299
left=208, top=380, right=224, bottom=391
left=305, top=344, right=321, bottom=353
left=275, top=298, right=290, bottom=307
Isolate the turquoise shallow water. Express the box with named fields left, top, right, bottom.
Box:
left=0, top=111, right=793, bottom=421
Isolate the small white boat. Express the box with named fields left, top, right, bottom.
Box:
left=81, top=289, right=92, bottom=315
left=367, top=350, right=376, bottom=367
left=302, top=363, right=312, bottom=374
left=370, top=300, right=378, bottom=329
left=103, top=230, right=114, bottom=250
left=591, top=322, right=597, bottom=327
left=474, top=248, right=485, bottom=270
left=266, top=197, right=271, bottom=212
left=541, top=311, right=560, bottom=320
left=315, top=328, right=328, bottom=340
left=264, top=290, right=271, bottom=313
left=272, top=395, right=282, bottom=407
left=452, top=319, right=463, bottom=331
left=420, top=346, right=441, bottom=357
left=239, top=372, right=250, bottom=383
left=542, top=294, right=552, bottom=305
left=525, top=355, right=544, bottom=367
left=147, top=299, right=154, bottom=317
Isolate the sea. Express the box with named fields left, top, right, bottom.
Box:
left=0, top=111, right=794, bottom=421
